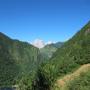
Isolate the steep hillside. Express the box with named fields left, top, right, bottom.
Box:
left=34, top=21, right=90, bottom=90
left=0, top=32, right=40, bottom=87
left=56, top=64, right=90, bottom=90
left=67, top=68, right=90, bottom=90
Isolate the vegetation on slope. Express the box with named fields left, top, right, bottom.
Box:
left=0, top=32, right=40, bottom=88
left=55, top=64, right=90, bottom=90
left=34, top=21, right=90, bottom=90
left=68, top=70, right=90, bottom=90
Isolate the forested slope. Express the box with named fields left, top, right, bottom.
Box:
left=0, top=32, right=40, bottom=88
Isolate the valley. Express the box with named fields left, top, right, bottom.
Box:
left=0, top=21, right=90, bottom=90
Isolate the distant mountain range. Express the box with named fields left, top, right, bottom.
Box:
left=40, top=42, right=63, bottom=59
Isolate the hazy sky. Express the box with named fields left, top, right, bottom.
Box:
left=0, top=0, right=90, bottom=43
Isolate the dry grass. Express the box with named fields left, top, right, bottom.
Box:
left=55, top=64, right=90, bottom=90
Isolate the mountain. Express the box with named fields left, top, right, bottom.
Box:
left=40, top=42, right=63, bottom=59
left=0, top=32, right=40, bottom=87
left=0, top=21, right=90, bottom=90
left=52, top=42, right=64, bottom=48
left=34, top=21, right=90, bottom=90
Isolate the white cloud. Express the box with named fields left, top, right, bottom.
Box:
left=32, top=39, right=45, bottom=48
left=31, top=39, right=55, bottom=49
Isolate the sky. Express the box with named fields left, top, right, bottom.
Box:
left=0, top=0, right=90, bottom=47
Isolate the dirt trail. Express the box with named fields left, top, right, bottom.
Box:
left=56, top=64, right=90, bottom=90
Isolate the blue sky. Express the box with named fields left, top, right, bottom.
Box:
left=0, top=0, right=90, bottom=43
